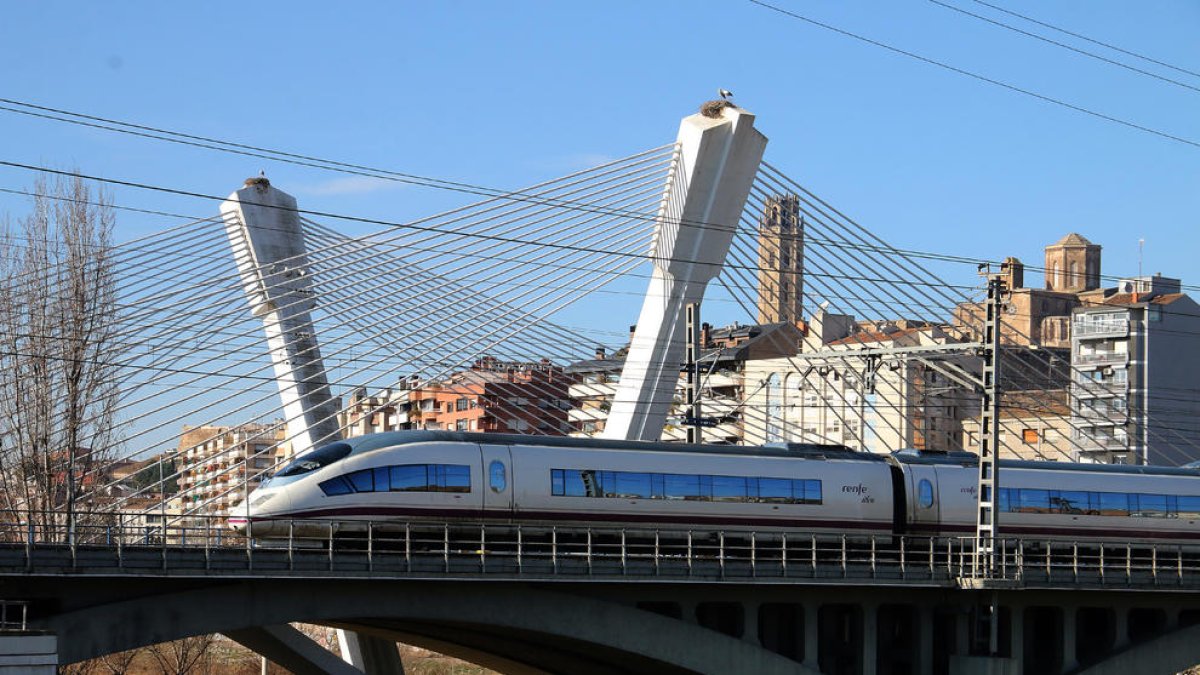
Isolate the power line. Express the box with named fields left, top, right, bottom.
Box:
left=925, top=0, right=1200, bottom=94
left=970, top=0, right=1200, bottom=80
left=746, top=0, right=1200, bottom=150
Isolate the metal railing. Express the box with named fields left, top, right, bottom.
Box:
left=1073, top=321, right=1129, bottom=338
left=1074, top=351, right=1129, bottom=366
left=3, top=512, right=1200, bottom=590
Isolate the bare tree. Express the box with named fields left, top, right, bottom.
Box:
left=96, top=646, right=143, bottom=675
left=147, top=634, right=215, bottom=675
left=0, top=173, right=118, bottom=542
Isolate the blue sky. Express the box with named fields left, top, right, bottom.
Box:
left=1, top=1, right=1197, bottom=333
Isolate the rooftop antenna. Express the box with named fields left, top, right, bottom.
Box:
left=1138, top=238, right=1145, bottom=279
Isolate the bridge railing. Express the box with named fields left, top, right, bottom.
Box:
left=3, top=511, right=1200, bottom=589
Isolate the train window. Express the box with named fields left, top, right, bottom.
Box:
left=664, top=474, right=701, bottom=501
left=615, top=472, right=652, bottom=499
left=997, top=488, right=1011, bottom=513
left=489, top=461, right=507, bottom=493
left=712, top=476, right=747, bottom=502
left=800, top=479, right=822, bottom=505
left=442, top=465, right=471, bottom=493
left=274, top=442, right=353, bottom=478
left=348, top=469, right=374, bottom=493
left=1179, top=496, right=1200, bottom=519
left=1018, top=489, right=1051, bottom=513
left=1133, top=493, right=1169, bottom=518
left=759, top=478, right=792, bottom=503
left=1096, top=492, right=1129, bottom=517
left=918, top=479, right=934, bottom=509
left=650, top=473, right=666, bottom=499
left=549, top=468, right=822, bottom=505
left=374, top=467, right=390, bottom=492
left=1053, top=491, right=1088, bottom=514
left=391, top=465, right=429, bottom=492
left=318, top=476, right=353, bottom=496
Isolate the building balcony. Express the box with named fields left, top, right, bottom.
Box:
left=1074, top=407, right=1126, bottom=424
left=569, top=382, right=616, bottom=398
left=1071, top=380, right=1125, bottom=398
left=1073, top=351, right=1128, bottom=367
left=1071, top=434, right=1130, bottom=452
left=568, top=407, right=609, bottom=422
left=1073, top=320, right=1129, bottom=339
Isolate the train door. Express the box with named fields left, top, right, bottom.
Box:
left=933, top=465, right=978, bottom=533
left=480, top=444, right=514, bottom=521
left=907, top=464, right=940, bottom=532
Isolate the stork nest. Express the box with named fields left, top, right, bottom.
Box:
left=244, top=176, right=271, bottom=188
left=700, top=99, right=734, bottom=118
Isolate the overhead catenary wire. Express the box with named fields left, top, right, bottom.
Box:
left=968, top=0, right=1200, bottom=81
left=746, top=0, right=1200, bottom=150
left=925, top=0, right=1200, bottom=95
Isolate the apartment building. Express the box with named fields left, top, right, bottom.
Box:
left=172, top=422, right=289, bottom=518
left=566, top=322, right=804, bottom=443
left=406, top=357, right=574, bottom=435
left=743, top=308, right=972, bottom=452
left=1069, top=276, right=1200, bottom=465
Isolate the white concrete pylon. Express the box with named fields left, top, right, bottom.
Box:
left=220, top=177, right=342, bottom=457
left=603, top=103, right=768, bottom=441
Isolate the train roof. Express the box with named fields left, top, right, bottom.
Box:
left=339, top=430, right=890, bottom=463
left=890, top=448, right=1200, bottom=478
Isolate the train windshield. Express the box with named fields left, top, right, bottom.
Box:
left=273, top=442, right=353, bottom=479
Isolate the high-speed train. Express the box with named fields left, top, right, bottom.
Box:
left=228, top=430, right=1200, bottom=545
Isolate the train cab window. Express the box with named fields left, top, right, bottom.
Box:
left=917, top=479, right=934, bottom=509
left=489, top=461, right=507, bottom=493
left=348, top=469, right=374, bottom=493
left=318, top=476, right=353, bottom=496
left=275, top=442, right=352, bottom=478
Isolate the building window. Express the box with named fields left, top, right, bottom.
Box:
left=1022, top=429, right=1039, bottom=444
left=455, top=419, right=469, bottom=431
left=456, top=398, right=470, bottom=411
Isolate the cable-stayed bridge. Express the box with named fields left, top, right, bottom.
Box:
left=2, top=102, right=1200, bottom=674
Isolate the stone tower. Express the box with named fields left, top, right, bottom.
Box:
left=1044, top=233, right=1101, bottom=293
left=757, top=193, right=804, bottom=324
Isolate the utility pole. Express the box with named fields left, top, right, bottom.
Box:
left=975, top=270, right=1006, bottom=654
left=685, top=302, right=702, bottom=444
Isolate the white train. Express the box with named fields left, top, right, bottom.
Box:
left=228, top=431, right=1200, bottom=545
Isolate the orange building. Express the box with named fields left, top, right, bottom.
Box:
left=408, top=357, right=575, bottom=435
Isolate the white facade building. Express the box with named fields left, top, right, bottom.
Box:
left=1070, top=277, right=1200, bottom=465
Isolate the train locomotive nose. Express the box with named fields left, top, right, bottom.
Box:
left=228, top=487, right=289, bottom=535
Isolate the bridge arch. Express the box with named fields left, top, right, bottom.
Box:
left=42, top=579, right=814, bottom=675
left=1076, top=622, right=1200, bottom=675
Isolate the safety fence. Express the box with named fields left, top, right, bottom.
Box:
left=2, top=512, right=1200, bottom=590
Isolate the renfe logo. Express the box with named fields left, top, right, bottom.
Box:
left=842, top=483, right=874, bottom=504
